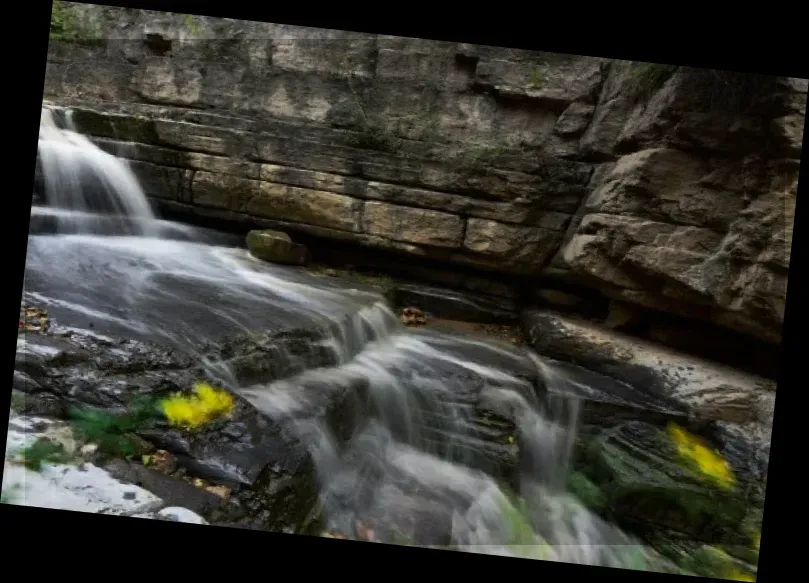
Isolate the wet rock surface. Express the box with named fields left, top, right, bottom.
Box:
left=389, top=283, right=517, bottom=324
left=568, top=419, right=765, bottom=574
left=13, top=280, right=767, bottom=577
left=521, top=309, right=776, bottom=427
left=12, top=321, right=328, bottom=527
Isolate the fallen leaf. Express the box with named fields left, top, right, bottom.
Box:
left=205, top=485, right=231, bottom=499
left=193, top=478, right=205, bottom=488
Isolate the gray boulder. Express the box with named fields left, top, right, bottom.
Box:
left=246, top=229, right=310, bottom=266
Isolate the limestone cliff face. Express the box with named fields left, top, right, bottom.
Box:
left=41, top=4, right=804, bottom=345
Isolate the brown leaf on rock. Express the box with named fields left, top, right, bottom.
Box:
left=205, top=485, right=231, bottom=499
left=401, top=307, right=428, bottom=327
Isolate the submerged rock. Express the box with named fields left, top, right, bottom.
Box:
left=246, top=229, right=310, bottom=266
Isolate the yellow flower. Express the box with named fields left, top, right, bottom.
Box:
left=193, top=381, right=235, bottom=416
left=668, top=423, right=691, bottom=449
left=160, top=382, right=235, bottom=429
left=666, top=423, right=736, bottom=490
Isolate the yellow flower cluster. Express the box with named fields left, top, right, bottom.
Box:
left=161, top=381, right=235, bottom=429
left=667, top=423, right=736, bottom=490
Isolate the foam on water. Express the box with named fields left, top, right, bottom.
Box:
left=25, top=104, right=680, bottom=571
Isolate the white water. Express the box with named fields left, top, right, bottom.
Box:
left=29, top=106, right=678, bottom=571
left=37, top=106, right=158, bottom=237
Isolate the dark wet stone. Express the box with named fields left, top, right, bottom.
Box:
left=360, top=484, right=455, bottom=546
left=13, top=316, right=333, bottom=538
left=542, top=357, right=688, bottom=419
left=13, top=370, right=43, bottom=393
left=137, top=401, right=310, bottom=489
left=93, top=340, right=195, bottom=374
left=214, top=328, right=337, bottom=386
left=15, top=345, right=48, bottom=379
left=105, top=459, right=224, bottom=515
left=521, top=309, right=773, bottom=425
left=391, top=283, right=517, bottom=324
left=13, top=392, right=66, bottom=417
left=210, top=466, right=321, bottom=534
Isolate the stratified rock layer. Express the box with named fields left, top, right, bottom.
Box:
left=41, top=4, right=804, bottom=346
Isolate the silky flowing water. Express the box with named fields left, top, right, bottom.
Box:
left=27, top=105, right=679, bottom=570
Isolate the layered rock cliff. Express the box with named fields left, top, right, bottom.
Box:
left=40, top=3, right=804, bottom=355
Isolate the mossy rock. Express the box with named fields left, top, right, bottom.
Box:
left=246, top=230, right=310, bottom=266
left=566, top=470, right=607, bottom=513
left=580, top=421, right=749, bottom=545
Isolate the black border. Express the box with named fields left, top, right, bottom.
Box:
left=5, top=2, right=805, bottom=580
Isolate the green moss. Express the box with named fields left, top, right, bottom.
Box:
left=528, top=66, right=543, bottom=90
left=350, top=271, right=395, bottom=292
left=566, top=470, right=607, bottom=512
left=10, top=390, right=27, bottom=413
left=50, top=1, right=105, bottom=47
left=183, top=14, right=200, bottom=37
left=69, top=396, right=162, bottom=459
left=22, top=438, right=72, bottom=472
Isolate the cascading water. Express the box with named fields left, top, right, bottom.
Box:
left=26, top=104, right=679, bottom=571
left=37, top=106, right=158, bottom=237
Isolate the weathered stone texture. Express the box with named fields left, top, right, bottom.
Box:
left=42, top=3, right=804, bottom=344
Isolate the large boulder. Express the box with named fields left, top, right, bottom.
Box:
left=569, top=419, right=764, bottom=579
left=246, top=229, right=310, bottom=266
left=520, top=309, right=776, bottom=429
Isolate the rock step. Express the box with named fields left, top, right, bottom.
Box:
left=521, top=309, right=776, bottom=428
